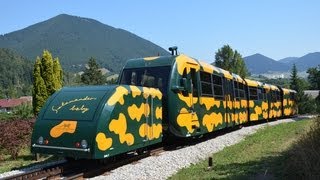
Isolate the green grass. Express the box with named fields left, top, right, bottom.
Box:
left=0, top=146, right=59, bottom=174
left=170, top=119, right=313, bottom=180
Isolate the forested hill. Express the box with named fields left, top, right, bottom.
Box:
left=0, top=14, right=170, bottom=72
left=0, top=48, right=33, bottom=98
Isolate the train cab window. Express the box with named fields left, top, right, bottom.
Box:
left=249, top=87, right=258, bottom=100
left=212, top=74, right=224, bottom=99
left=200, top=71, right=213, bottom=97
left=120, top=66, right=171, bottom=94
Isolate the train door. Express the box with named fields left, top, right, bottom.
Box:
left=141, top=90, right=162, bottom=144
left=232, top=80, right=240, bottom=125
left=225, top=79, right=234, bottom=127
left=178, top=66, right=200, bottom=134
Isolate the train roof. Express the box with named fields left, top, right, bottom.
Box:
left=282, top=88, right=297, bottom=94
left=124, top=54, right=236, bottom=80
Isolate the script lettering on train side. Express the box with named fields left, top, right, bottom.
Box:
left=51, top=96, right=97, bottom=113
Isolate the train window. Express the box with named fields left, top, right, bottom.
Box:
left=258, top=88, right=264, bottom=100
left=239, top=83, right=246, bottom=99
left=200, top=71, right=213, bottom=97
left=212, top=74, right=224, bottom=99
left=290, top=92, right=295, bottom=100
left=249, top=87, right=258, bottom=100
left=120, top=66, right=171, bottom=94
left=234, top=81, right=239, bottom=99
left=191, top=69, right=198, bottom=97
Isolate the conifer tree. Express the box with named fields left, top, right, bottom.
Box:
left=81, top=57, right=106, bottom=85
left=32, top=50, right=63, bottom=115
left=53, top=57, right=63, bottom=90
left=32, top=57, right=48, bottom=115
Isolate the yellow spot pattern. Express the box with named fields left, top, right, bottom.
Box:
left=95, top=132, right=113, bottom=151
left=50, top=121, right=77, bottom=138
left=202, top=112, right=223, bottom=132
left=139, top=123, right=162, bottom=140
left=109, top=113, right=134, bottom=146
left=156, top=107, right=162, bottom=120
left=262, top=102, right=268, bottom=111
left=128, top=103, right=150, bottom=121
left=249, top=100, right=255, bottom=108
left=176, top=54, right=200, bottom=75
left=142, top=87, right=162, bottom=100
left=177, top=108, right=199, bottom=133
left=107, top=86, right=129, bottom=106
left=178, top=93, right=198, bottom=107
left=200, top=97, right=221, bottom=110
left=130, top=86, right=142, bottom=98
left=239, top=112, right=247, bottom=123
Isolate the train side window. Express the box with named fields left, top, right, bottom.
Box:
left=258, top=88, right=264, bottom=100
left=200, top=71, right=213, bottom=97
left=249, top=87, right=258, bottom=100
left=239, top=83, right=246, bottom=99
left=212, top=74, right=224, bottom=99
left=233, top=81, right=240, bottom=99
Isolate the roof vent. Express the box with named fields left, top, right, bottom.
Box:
left=168, top=46, right=178, bottom=56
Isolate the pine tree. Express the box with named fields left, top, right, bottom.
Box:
left=290, top=64, right=316, bottom=114
left=81, top=57, right=106, bottom=85
left=32, top=50, right=63, bottom=115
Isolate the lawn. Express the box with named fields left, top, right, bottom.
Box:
left=170, top=119, right=313, bottom=179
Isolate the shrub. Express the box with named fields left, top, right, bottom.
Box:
left=0, top=119, right=34, bottom=159
left=13, top=103, right=34, bottom=119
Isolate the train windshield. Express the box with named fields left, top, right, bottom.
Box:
left=120, top=66, right=171, bottom=94
left=43, top=91, right=106, bottom=121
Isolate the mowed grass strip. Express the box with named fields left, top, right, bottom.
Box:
left=170, top=119, right=313, bottom=180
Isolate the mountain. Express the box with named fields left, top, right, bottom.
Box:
left=278, top=57, right=298, bottom=63
left=0, top=48, right=33, bottom=98
left=0, top=14, right=170, bottom=72
left=289, top=52, right=320, bottom=71
left=244, top=53, right=290, bottom=74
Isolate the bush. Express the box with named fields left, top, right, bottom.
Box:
left=0, top=119, right=34, bottom=159
left=298, top=94, right=317, bottom=114
left=13, top=103, right=34, bottom=119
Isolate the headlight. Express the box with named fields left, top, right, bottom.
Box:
left=38, top=136, right=44, bottom=144
left=81, top=140, right=88, bottom=149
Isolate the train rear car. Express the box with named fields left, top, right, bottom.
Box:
left=31, top=85, right=163, bottom=159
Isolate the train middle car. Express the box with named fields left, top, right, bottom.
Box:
left=31, top=53, right=297, bottom=159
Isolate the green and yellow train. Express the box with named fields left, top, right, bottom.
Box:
left=31, top=48, right=297, bottom=159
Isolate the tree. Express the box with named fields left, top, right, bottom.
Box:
left=32, top=50, right=63, bottom=115
left=81, top=57, right=106, bottom=85
left=214, top=45, right=249, bottom=77
left=290, top=64, right=316, bottom=114
left=307, top=65, right=320, bottom=90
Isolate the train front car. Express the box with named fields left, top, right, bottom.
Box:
left=31, top=84, right=163, bottom=159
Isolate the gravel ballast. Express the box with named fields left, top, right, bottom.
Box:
left=93, top=118, right=298, bottom=180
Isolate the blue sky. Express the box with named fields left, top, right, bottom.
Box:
left=1, top=0, right=319, bottom=63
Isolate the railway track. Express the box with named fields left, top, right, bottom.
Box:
left=3, top=146, right=169, bottom=180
